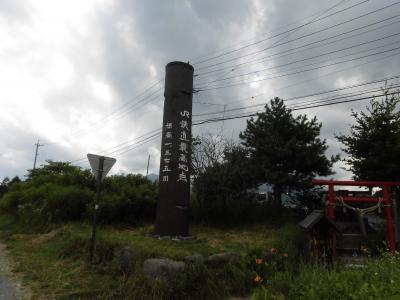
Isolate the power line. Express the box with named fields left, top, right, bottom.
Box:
left=95, top=128, right=161, bottom=155
left=195, top=51, right=400, bottom=117
left=70, top=128, right=162, bottom=164
left=59, top=3, right=400, bottom=167
left=194, top=0, right=352, bottom=83
left=207, top=0, right=351, bottom=82
left=75, top=89, right=400, bottom=166
left=72, top=77, right=400, bottom=165
left=75, top=132, right=162, bottom=168
left=267, top=53, right=400, bottom=100
left=195, top=2, right=400, bottom=71
left=197, top=47, right=400, bottom=91
left=289, top=86, right=400, bottom=109
left=195, top=14, right=400, bottom=79
left=197, top=19, right=400, bottom=81
left=110, top=132, right=162, bottom=158
left=90, top=89, right=164, bottom=129
left=193, top=91, right=400, bottom=125
left=194, top=74, right=400, bottom=107
left=196, top=46, right=400, bottom=91
left=283, top=76, right=400, bottom=102
left=193, top=0, right=367, bottom=65
left=197, top=84, right=400, bottom=117
left=190, top=0, right=352, bottom=63
left=196, top=33, right=400, bottom=86
left=70, top=79, right=164, bottom=137
left=64, top=3, right=400, bottom=170
left=92, top=76, right=400, bottom=163
left=70, top=81, right=400, bottom=167
left=193, top=83, right=400, bottom=118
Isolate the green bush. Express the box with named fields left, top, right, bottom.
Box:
left=0, top=182, right=93, bottom=224
left=42, top=186, right=93, bottom=222
left=95, top=174, right=158, bottom=225
left=252, top=253, right=400, bottom=300
left=1, top=183, right=51, bottom=219
left=0, top=188, right=21, bottom=215
left=0, top=162, right=158, bottom=226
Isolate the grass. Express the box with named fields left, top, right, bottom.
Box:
left=0, top=215, right=283, bottom=299
left=0, top=224, right=113, bottom=298
left=6, top=214, right=398, bottom=300
left=251, top=253, right=400, bottom=300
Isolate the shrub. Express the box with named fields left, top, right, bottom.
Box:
left=42, top=186, right=94, bottom=222
left=252, top=252, right=400, bottom=299
left=0, top=162, right=158, bottom=226
left=95, top=174, right=157, bottom=225
left=0, top=189, right=21, bottom=215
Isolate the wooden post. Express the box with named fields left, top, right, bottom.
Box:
left=328, top=184, right=335, bottom=220
left=384, top=185, right=396, bottom=254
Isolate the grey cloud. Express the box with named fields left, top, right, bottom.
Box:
left=0, top=0, right=33, bottom=23
left=1, top=0, right=399, bottom=180
left=84, top=0, right=400, bottom=179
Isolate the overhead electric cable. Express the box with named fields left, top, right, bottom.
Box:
left=70, top=80, right=400, bottom=167
left=194, top=74, right=400, bottom=107
left=194, top=53, right=400, bottom=117
left=193, top=84, right=400, bottom=118
left=70, top=79, right=164, bottom=137
left=110, top=132, right=162, bottom=158
left=70, top=127, right=162, bottom=163
left=69, top=1, right=351, bottom=147
left=195, top=2, right=400, bottom=71
left=190, top=0, right=352, bottom=63
left=196, top=34, right=400, bottom=86
left=195, top=15, right=400, bottom=78
left=193, top=0, right=368, bottom=65
left=195, top=0, right=351, bottom=83
left=192, top=91, right=400, bottom=125
left=72, top=131, right=162, bottom=165
left=196, top=46, right=400, bottom=91
left=265, top=52, right=400, bottom=100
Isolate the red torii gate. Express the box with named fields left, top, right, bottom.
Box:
left=312, top=179, right=400, bottom=254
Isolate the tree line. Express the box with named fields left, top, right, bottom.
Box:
left=192, top=87, right=400, bottom=223
left=0, top=87, right=399, bottom=225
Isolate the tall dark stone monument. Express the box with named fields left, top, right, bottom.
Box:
left=155, top=61, right=194, bottom=236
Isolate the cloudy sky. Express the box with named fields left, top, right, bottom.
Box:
left=1, top=0, right=400, bottom=180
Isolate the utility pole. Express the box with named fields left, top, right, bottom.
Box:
left=33, top=140, right=44, bottom=170
left=146, top=154, right=150, bottom=178
left=221, top=104, right=227, bottom=133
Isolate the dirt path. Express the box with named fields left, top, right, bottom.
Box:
left=0, top=243, right=31, bottom=300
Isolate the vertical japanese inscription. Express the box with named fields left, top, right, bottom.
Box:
left=161, top=122, right=173, bottom=182
left=155, top=62, right=193, bottom=236
left=177, top=111, right=190, bottom=183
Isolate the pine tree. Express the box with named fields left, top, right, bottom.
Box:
left=336, top=89, right=400, bottom=181
left=240, top=97, right=338, bottom=206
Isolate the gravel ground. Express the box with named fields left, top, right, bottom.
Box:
left=0, top=243, right=31, bottom=300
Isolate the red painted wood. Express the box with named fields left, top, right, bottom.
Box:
left=328, top=184, right=334, bottom=220
left=312, top=179, right=400, bottom=187
left=339, top=196, right=383, bottom=202
left=383, top=186, right=396, bottom=254
left=312, top=179, right=400, bottom=255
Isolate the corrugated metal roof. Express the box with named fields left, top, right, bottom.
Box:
left=298, top=210, right=324, bottom=230
left=298, top=209, right=340, bottom=232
